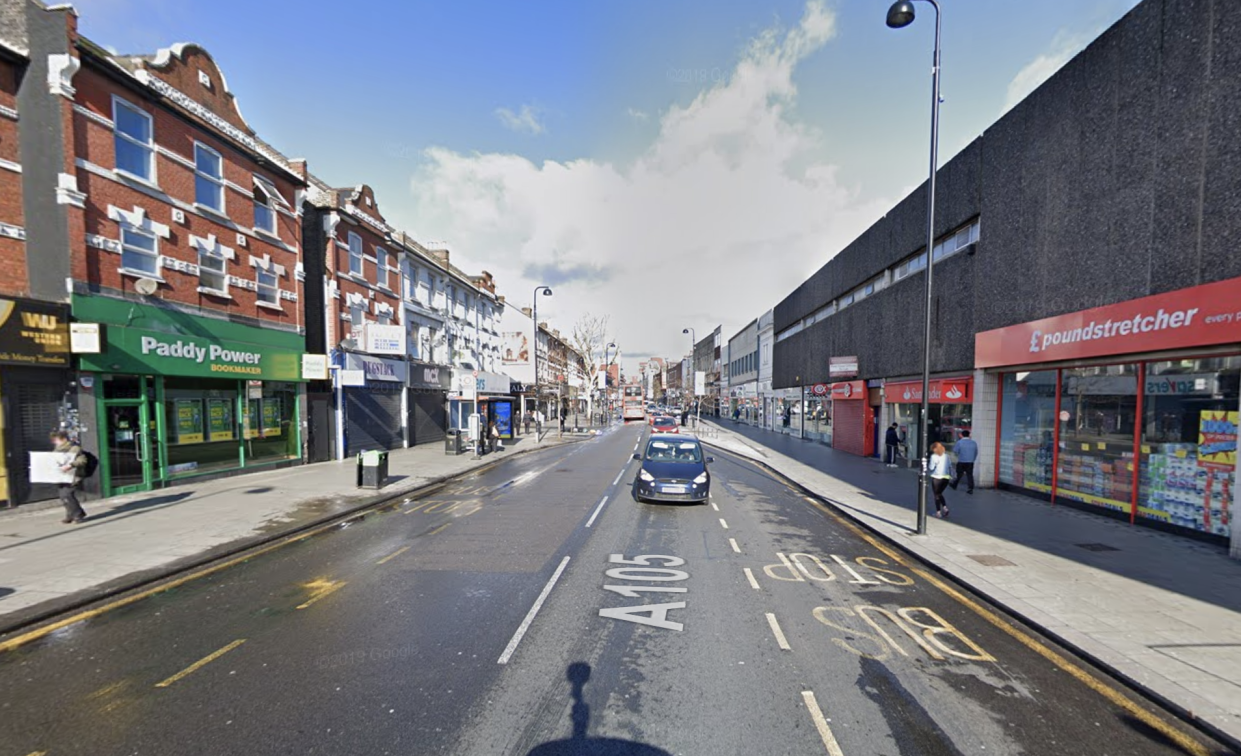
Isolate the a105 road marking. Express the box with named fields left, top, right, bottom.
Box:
left=599, top=554, right=688, bottom=632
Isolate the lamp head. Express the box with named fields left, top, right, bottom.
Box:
left=542, top=287, right=553, bottom=296
left=682, top=328, right=690, bottom=335
left=886, top=0, right=916, bottom=28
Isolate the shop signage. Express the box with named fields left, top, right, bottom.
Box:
left=1145, top=374, right=1216, bottom=396
left=344, top=353, right=406, bottom=383
left=885, top=378, right=973, bottom=404
left=0, top=298, right=70, bottom=367
left=809, top=383, right=830, bottom=396
left=302, top=354, right=329, bottom=380
left=365, top=323, right=406, bottom=356
left=72, top=295, right=303, bottom=381
left=339, top=369, right=366, bottom=387
left=975, top=276, right=1241, bottom=369
left=454, top=369, right=511, bottom=395
left=70, top=323, right=102, bottom=354
left=830, top=380, right=865, bottom=400
left=829, top=356, right=858, bottom=378
left=409, top=365, right=451, bottom=391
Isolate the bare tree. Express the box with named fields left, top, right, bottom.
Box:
left=570, top=313, right=613, bottom=424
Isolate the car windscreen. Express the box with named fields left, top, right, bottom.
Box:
left=644, top=440, right=702, bottom=463
left=653, top=418, right=676, bottom=427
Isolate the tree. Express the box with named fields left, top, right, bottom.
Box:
left=570, top=313, right=613, bottom=424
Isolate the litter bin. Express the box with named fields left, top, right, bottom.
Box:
left=357, top=450, right=389, bottom=489
left=444, top=429, right=463, bottom=456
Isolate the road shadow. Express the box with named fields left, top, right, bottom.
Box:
left=0, top=587, right=14, bottom=602
left=526, top=662, right=672, bottom=756
left=88, top=492, right=194, bottom=521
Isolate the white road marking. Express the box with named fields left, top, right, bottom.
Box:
left=729, top=538, right=741, bottom=553
left=612, top=469, right=625, bottom=486
left=585, top=496, right=609, bottom=528
left=719, top=518, right=729, bottom=529
left=766, top=613, right=792, bottom=651
left=498, top=556, right=571, bottom=665
left=801, top=690, right=846, bottom=756
left=744, top=568, right=761, bottom=590
left=710, top=500, right=719, bottom=511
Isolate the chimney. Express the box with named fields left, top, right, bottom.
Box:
left=427, top=247, right=450, bottom=268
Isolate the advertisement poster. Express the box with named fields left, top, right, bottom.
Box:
left=1198, top=410, right=1238, bottom=468
left=494, top=401, right=513, bottom=439
left=175, top=399, right=204, bottom=444
left=502, top=332, right=529, bottom=364
left=262, top=398, right=282, bottom=436
left=244, top=399, right=261, bottom=439
left=207, top=398, right=235, bottom=442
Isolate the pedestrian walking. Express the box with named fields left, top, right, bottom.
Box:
left=885, top=423, right=901, bottom=467
left=50, top=431, right=88, bottom=524
left=523, top=411, right=532, bottom=436
left=929, top=441, right=952, bottom=518
left=950, top=430, right=978, bottom=493
left=487, top=419, right=500, bottom=453
left=782, top=406, right=791, bottom=429
left=559, top=415, right=566, bottom=435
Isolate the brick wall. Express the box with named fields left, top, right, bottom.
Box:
left=0, top=55, right=26, bottom=297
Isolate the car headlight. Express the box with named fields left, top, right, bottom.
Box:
left=639, top=469, right=655, bottom=482
left=693, top=472, right=708, bottom=484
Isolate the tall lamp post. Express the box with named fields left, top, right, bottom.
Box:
left=887, top=0, right=941, bottom=535
left=682, top=327, right=697, bottom=426
left=604, top=342, right=617, bottom=424
left=531, top=285, right=553, bottom=441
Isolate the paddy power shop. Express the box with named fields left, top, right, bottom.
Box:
left=73, top=297, right=305, bottom=496
left=975, top=276, right=1241, bottom=547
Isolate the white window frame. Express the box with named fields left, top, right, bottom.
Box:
left=120, top=225, right=159, bottom=276
left=256, top=269, right=279, bottom=305
left=376, top=246, right=389, bottom=288
left=112, top=96, right=155, bottom=184
left=193, top=142, right=225, bottom=214
left=254, top=198, right=276, bottom=235
left=197, top=248, right=228, bottom=293
left=347, top=232, right=364, bottom=276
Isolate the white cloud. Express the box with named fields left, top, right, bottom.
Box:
left=626, top=108, right=649, bottom=122
left=1004, top=29, right=1090, bottom=113
left=406, top=2, right=892, bottom=368
left=494, top=104, right=545, bottom=135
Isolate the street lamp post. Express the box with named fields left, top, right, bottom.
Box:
left=604, top=342, right=617, bottom=425
left=887, top=0, right=941, bottom=535
left=532, top=285, right=553, bottom=441
left=682, top=328, right=696, bottom=427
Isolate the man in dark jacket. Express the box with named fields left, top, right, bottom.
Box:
left=950, top=430, right=979, bottom=493
left=885, top=423, right=901, bottom=467
left=50, top=431, right=88, bottom=523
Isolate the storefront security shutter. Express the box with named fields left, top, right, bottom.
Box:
left=344, top=387, right=403, bottom=456
left=832, top=400, right=866, bottom=457
left=11, top=380, right=64, bottom=505
left=409, top=393, right=446, bottom=446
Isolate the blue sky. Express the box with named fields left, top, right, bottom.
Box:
left=73, top=0, right=1143, bottom=367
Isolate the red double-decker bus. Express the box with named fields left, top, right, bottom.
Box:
left=622, top=384, right=646, bottom=422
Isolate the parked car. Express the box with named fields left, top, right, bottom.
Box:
left=632, top=434, right=713, bottom=504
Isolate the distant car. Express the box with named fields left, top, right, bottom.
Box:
left=651, top=416, right=679, bottom=434
left=633, top=434, right=713, bottom=504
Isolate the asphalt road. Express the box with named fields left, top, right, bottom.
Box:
left=0, top=423, right=1232, bottom=756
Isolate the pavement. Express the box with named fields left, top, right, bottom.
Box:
left=0, top=428, right=587, bottom=633
left=697, top=417, right=1241, bottom=749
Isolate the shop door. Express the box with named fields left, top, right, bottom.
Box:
left=103, top=402, right=153, bottom=495
left=344, top=387, right=403, bottom=456
left=5, top=378, right=65, bottom=505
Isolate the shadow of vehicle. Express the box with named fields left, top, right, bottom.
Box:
left=526, top=662, right=673, bottom=756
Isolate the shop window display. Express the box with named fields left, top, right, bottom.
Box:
left=1057, top=365, right=1138, bottom=512
left=164, top=378, right=240, bottom=476
left=246, top=382, right=298, bottom=464
left=998, top=371, right=1057, bottom=493
left=1139, top=358, right=1238, bottom=537
left=889, top=402, right=972, bottom=462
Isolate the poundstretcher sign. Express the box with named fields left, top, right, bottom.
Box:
left=975, top=276, right=1241, bottom=368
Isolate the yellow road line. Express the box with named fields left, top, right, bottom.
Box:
left=154, top=639, right=246, bottom=688
left=796, top=491, right=1213, bottom=756
left=427, top=523, right=451, bottom=536
left=801, top=690, right=846, bottom=756
left=296, top=579, right=346, bottom=610
left=376, top=546, right=411, bottom=565
left=25, top=751, right=48, bottom=756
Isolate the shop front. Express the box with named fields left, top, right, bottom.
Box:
left=828, top=380, right=872, bottom=456
left=450, top=370, right=516, bottom=447
left=341, top=352, right=407, bottom=456
left=803, top=383, right=832, bottom=443
left=976, top=276, right=1241, bottom=545
left=73, top=296, right=304, bottom=497
left=0, top=298, right=72, bottom=507
left=883, top=377, right=974, bottom=463
left=407, top=363, right=450, bottom=446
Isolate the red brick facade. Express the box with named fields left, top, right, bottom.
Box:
left=0, top=53, right=27, bottom=297
left=70, top=44, right=304, bottom=329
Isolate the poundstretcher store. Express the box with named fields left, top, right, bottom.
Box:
left=74, top=296, right=305, bottom=497
left=976, top=277, right=1241, bottom=547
